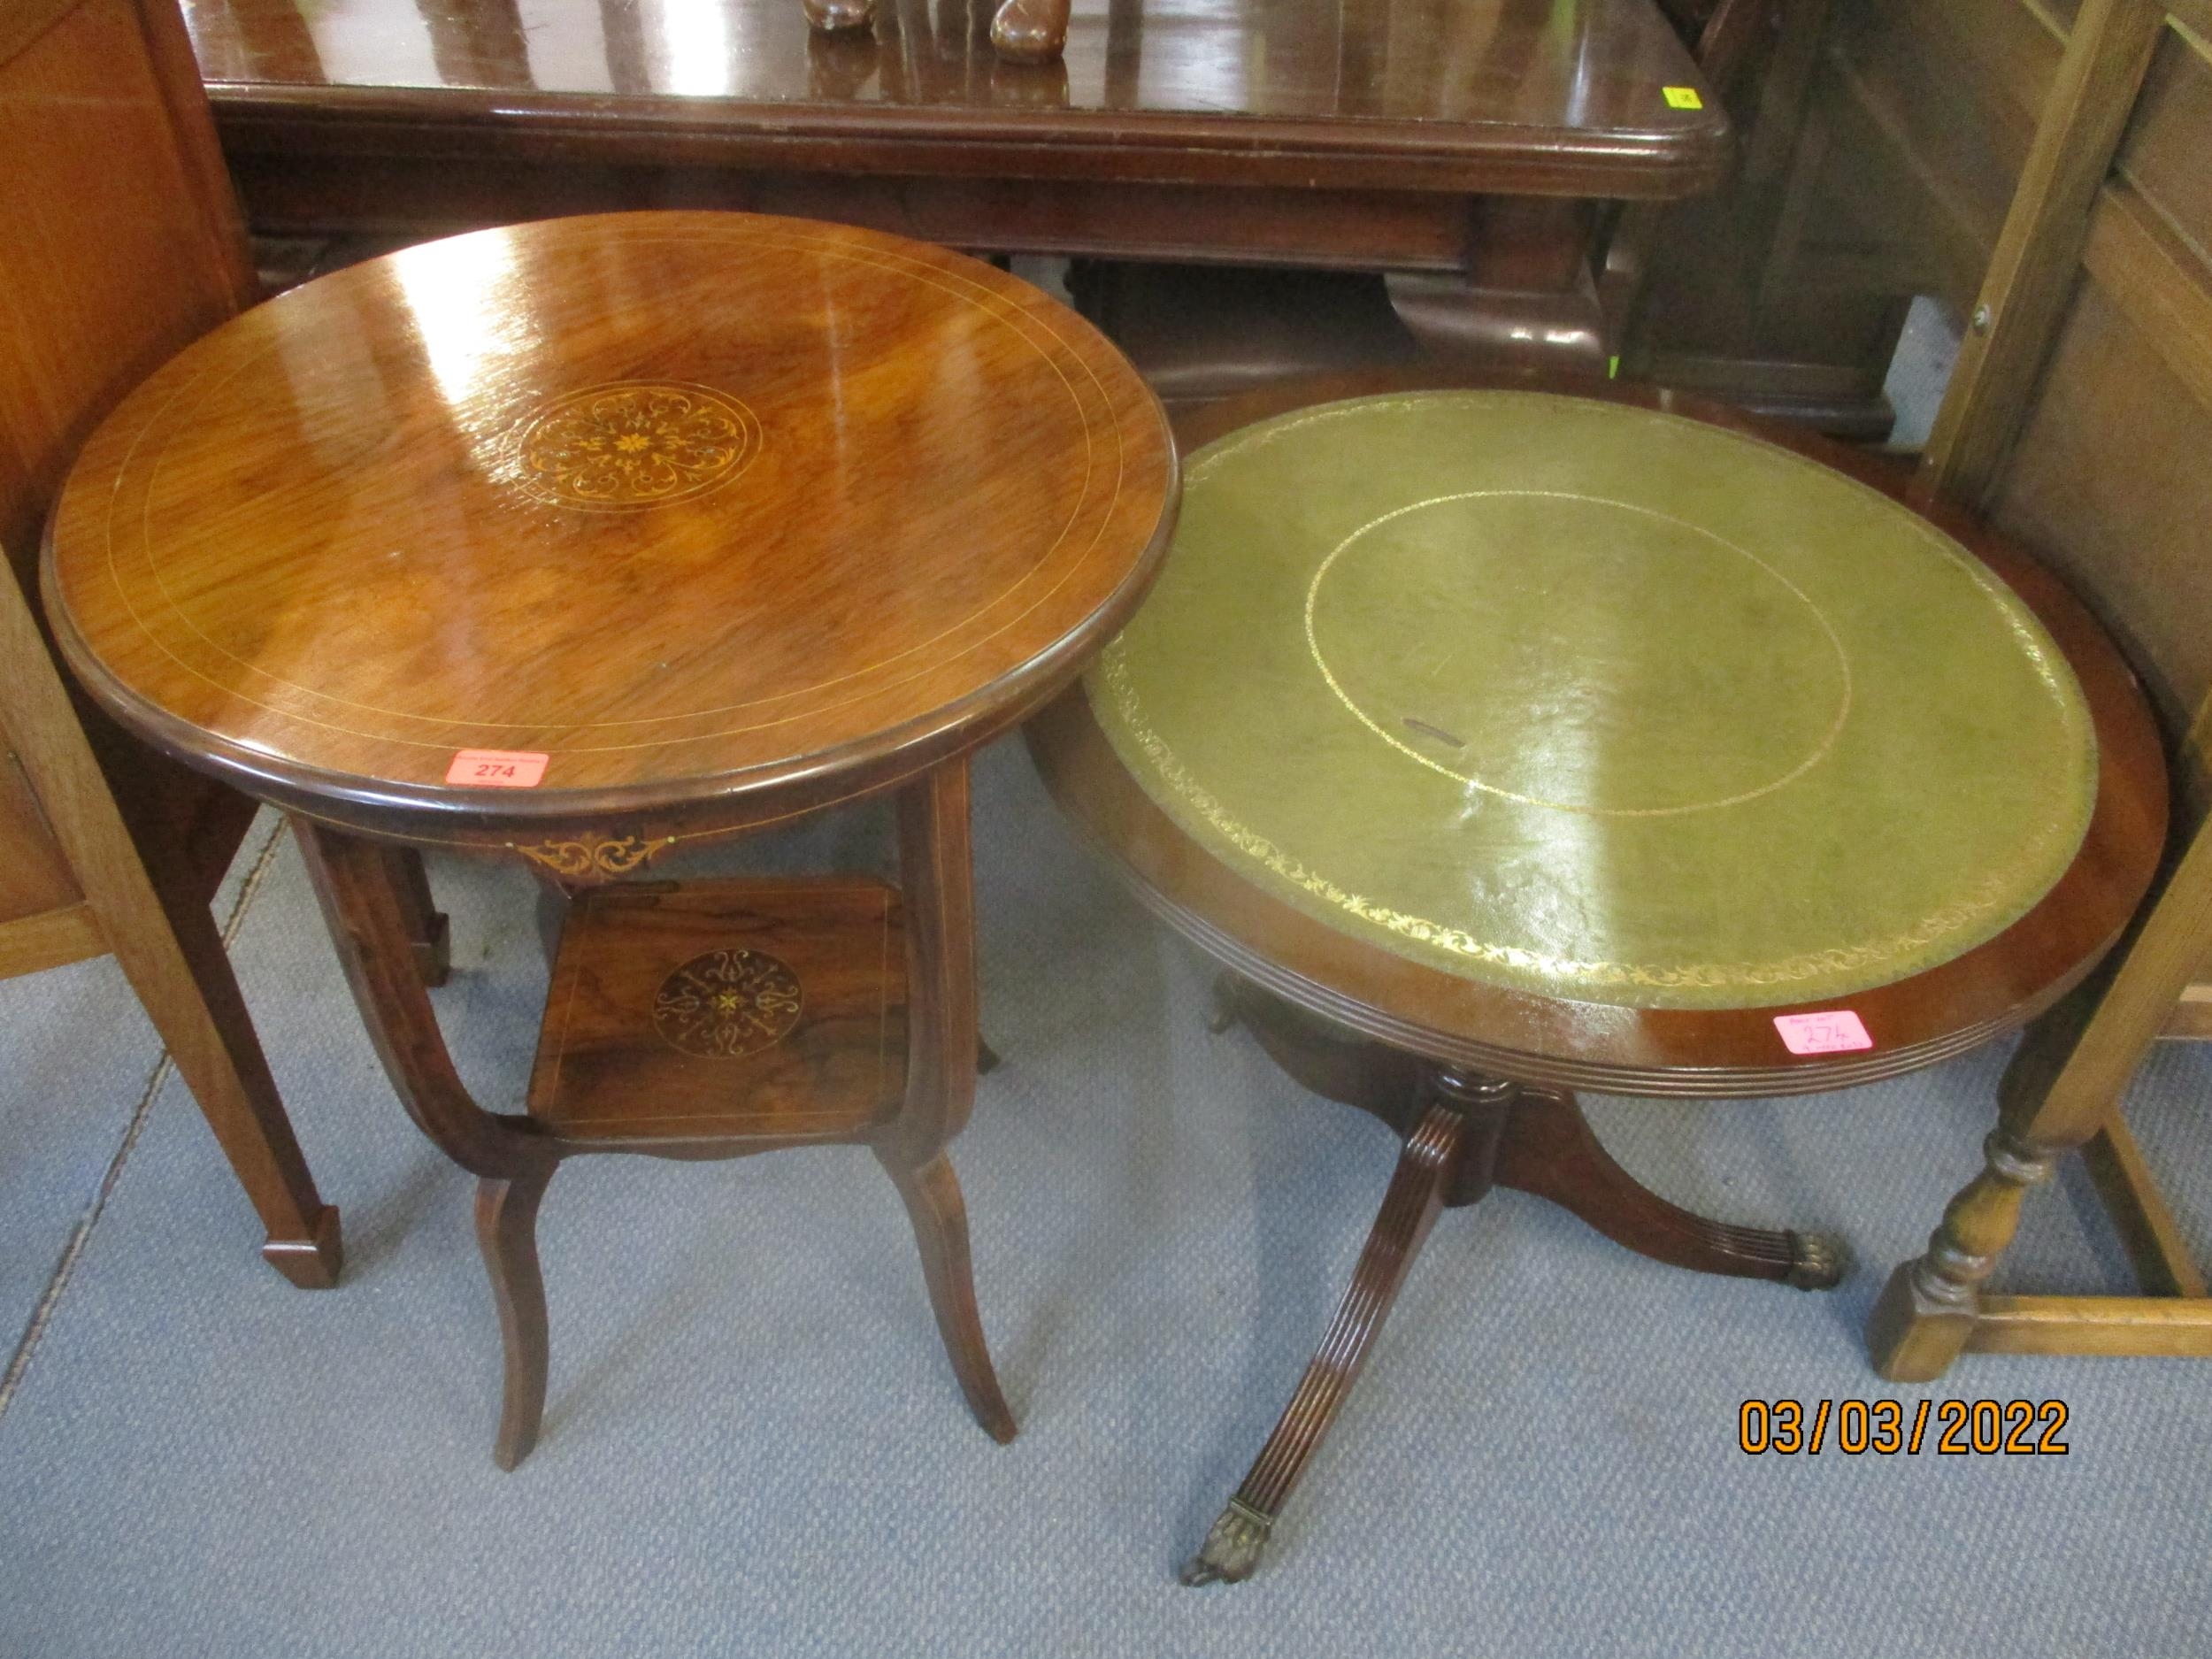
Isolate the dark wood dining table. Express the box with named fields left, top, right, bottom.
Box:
left=183, top=0, right=1729, bottom=374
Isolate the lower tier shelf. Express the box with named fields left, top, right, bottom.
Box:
left=528, top=876, right=908, bottom=1145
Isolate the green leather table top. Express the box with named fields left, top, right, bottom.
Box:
left=1090, top=392, right=2098, bottom=1010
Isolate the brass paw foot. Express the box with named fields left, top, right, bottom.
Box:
left=1785, top=1231, right=1850, bottom=1291
left=1179, top=1499, right=1271, bottom=1586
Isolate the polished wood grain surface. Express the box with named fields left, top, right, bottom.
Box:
left=1026, top=369, right=2169, bottom=1098
left=45, top=211, right=1177, bottom=845
left=182, top=0, right=1727, bottom=196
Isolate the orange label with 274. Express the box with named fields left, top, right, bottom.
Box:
left=445, top=749, right=549, bottom=788
left=1739, top=1398, right=2068, bottom=1455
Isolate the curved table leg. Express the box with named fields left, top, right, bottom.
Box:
left=882, top=757, right=1017, bottom=1442
left=1494, top=1089, right=1847, bottom=1290
left=477, top=1165, right=555, bottom=1471
left=877, top=1148, right=1017, bottom=1443
left=296, top=819, right=560, bottom=1464
left=1182, top=1096, right=1474, bottom=1586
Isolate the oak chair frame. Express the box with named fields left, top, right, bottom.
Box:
left=0, top=547, right=342, bottom=1284
left=1868, top=0, right=2212, bottom=1376
left=0, top=0, right=370, bottom=1284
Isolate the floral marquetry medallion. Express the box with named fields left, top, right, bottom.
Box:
left=515, top=380, right=761, bottom=510
left=651, top=948, right=804, bottom=1057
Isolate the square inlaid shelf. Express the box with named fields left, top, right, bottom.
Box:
left=1026, top=373, right=2166, bottom=1584
left=531, top=878, right=906, bottom=1146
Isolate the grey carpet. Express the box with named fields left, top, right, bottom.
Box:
left=2, top=739, right=2208, bottom=1658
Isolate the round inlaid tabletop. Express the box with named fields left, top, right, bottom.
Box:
left=43, top=212, right=1178, bottom=836
left=1030, top=381, right=2166, bottom=1093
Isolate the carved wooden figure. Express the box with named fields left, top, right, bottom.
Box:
left=42, top=211, right=1177, bottom=1463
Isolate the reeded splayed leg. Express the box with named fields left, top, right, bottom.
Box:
left=1181, top=1086, right=1487, bottom=1586
left=877, top=1148, right=1016, bottom=1443
left=1494, top=1089, right=1847, bottom=1290
left=476, top=1164, right=556, bottom=1471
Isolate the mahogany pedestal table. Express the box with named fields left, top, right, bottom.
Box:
left=41, top=211, right=1177, bottom=1469
left=1023, top=374, right=2164, bottom=1582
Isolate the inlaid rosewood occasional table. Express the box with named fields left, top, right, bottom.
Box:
left=42, top=211, right=1177, bottom=1467
left=1024, top=374, right=2165, bottom=1582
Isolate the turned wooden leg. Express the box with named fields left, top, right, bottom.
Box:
left=990, top=0, right=1071, bottom=62
left=1182, top=1092, right=1481, bottom=1586
left=877, top=1148, right=1017, bottom=1443
left=476, top=1164, right=556, bottom=1471
left=1868, top=828, right=2212, bottom=1380
left=1866, top=1124, right=2055, bottom=1382
left=387, top=847, right=450, bottom=987
left=1494, top=1089, right=1846, bottom=1289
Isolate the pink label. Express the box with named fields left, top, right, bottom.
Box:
left=1773, top=1010, right=1873, bottom=1055
left=444, top=749, right=549, bottom=788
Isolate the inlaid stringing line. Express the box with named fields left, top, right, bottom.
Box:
left=95, top=223, right=1146, bottom=764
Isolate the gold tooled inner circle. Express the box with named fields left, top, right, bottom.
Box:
left=1301, top=489, right=1855, bottom=818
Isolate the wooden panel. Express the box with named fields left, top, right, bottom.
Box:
left=1993, top=280, right=2212, bottom=810
left=0, top=0, right=252, bottom=582
left=1827, top=0, right=2062, bottom=297
left=2080, top=180, right=2212, bottom=412
left=1624, top=0, right=2069, bottom=427
left=2113, top=21, right=2212, bottom=271
left=0, top=901, right=105, bottom=976
left=1922, top=0, right=2166, bottom=505
left=0, top=747, right=81, bottom=924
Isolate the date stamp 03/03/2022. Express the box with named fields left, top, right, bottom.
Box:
left=1739, top=1399, right=2070, bottom=1456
